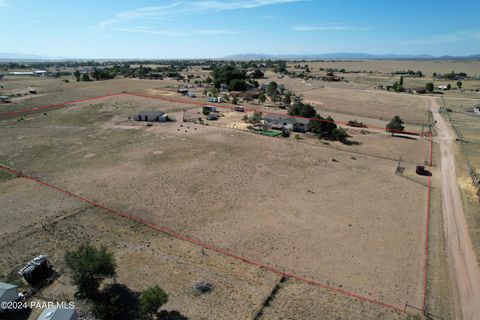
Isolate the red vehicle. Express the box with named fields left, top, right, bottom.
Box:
left=234, top=105, right=245, bottom=112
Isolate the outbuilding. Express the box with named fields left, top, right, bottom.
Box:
left=134, top=111, right=168, bottom=122
left=37, top=307, right=78, bottom=320
left=0, top=282, right=19, bottom=312
left=0, top=95, right=11, bottom=103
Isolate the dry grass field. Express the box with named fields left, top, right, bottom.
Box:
left=0, top=175, right=416, bottom=320
left=0, top=89, right=432, bottom=312
left=291, top=60, right=480, bottom=75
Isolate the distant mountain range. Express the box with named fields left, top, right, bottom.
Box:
left=0, top=52, right=72, bottom=62
left=222, top=53, right=480, bottom=61
left=1, top=51, right=479, bottom=62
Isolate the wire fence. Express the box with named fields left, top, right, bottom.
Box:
left=199, top=120, right=425, bottom=165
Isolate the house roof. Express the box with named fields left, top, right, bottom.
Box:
left=137, top=111, right=166, bottom=117
left=264, top=114, right=310, bottom=126
left=0, top=282, right=18, bottom=300
left=38, top=307, right=76, bottom=320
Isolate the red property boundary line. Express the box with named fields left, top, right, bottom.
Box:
left=422, top=135, right=434, bottom=312
left=0, top=91, right=422, bottom=136
left=0, top=163, right=405, bottom=314
left=0, top=91, right=433, bottom=311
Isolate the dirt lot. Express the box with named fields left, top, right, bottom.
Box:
left=0, top=93, right=430, bottom=311
left=0, top=176, right=417, bottom=320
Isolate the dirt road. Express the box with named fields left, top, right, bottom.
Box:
left=430, top=97, right=480, bottom=320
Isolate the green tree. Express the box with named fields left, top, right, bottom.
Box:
left=73, top=70, right=81, bottom=81
left=258, top=93, right=266, bottom=103
left=386, top=115, right=405, bottom=135
left=284, top=93, right=292, bottom=106
left=140, top=285, right=168, bottom=319
left=308, top=115, right=324, bottom=134
left=425, top=82, right=434, bottom=92
left=399, top=76, right=404, bottom=86
left=65, top=243, right=116, bottom=298
left=82, top=73, right=91, bottom=82
left=447, top=84, right=452, bottom=90
left=229, top=79, right=248, bottom=91
left=266, top=81, right=278, bottom=97
left=323, top=116, right=337, bottom=137
left=251, top=69, right=264, bottom=79
left=332, top=127, right=349, bottom=142
left=232, top=97, right=238, bottom=105
left=288, top=102, right=317, bottom=118
left=457, top=81, right=463, bottom=89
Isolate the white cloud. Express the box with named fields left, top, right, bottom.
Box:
left=97, top=0, right=303, bottom=31
left=196, top=29, right=247, bottom=35
left=107, top=26, right=247, bottom=37
left=293, top=24, right=370, bottom=32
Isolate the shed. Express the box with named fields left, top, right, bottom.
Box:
left=0, top=95, right=11, bottom=103
left=0, top=282, right=18, bottom=312
left=413, top=87, right=426, bottom=94
left=474, top=105, right=480, bottom=114
left=134, top=111, right=168, bottom=122
left=37, top=307, right=78, bottom=320
left=264, top=114, right=309, bottom=132
left=177, top=88, right=189, bottom=95
left=203, top=105, right=217, bottom=113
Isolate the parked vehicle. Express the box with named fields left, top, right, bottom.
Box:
left=234, top=105, right=245, bottom=112
left=416, top=165, right=427, bottom=175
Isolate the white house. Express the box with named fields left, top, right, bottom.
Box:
left=438, top=85, right=448, bottom=90
left=0, top=282, right=19, bottom=312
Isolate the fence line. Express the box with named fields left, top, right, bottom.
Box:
left=200, top=120, right=425, bottom=165
left=0, top=163, right=409, bottom=313
left=467, top=164, right=480, bottom=201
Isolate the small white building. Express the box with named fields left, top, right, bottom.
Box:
left=37, top=307, right=78, bottom=320
left=0, top=282, right=19, bottom=312
left=438, top=85, right=448, bottom=90
left=474, top=105, right=480, bottom=114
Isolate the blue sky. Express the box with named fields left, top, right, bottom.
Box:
left=1, top=0, right=479, bottom=58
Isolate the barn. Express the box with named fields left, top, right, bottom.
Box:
left=134, top=111, right=168, bottom=122
left=0, top=282, right=18, bottom=312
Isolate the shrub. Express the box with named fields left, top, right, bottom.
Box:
left=140, top=285, right=168, bottom=319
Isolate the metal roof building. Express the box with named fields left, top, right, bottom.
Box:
left=0, top=282, right=18, bottom=312
left=134, top=111, right=168, bottom=122
left=37, top=307, right=78, bottom=320
left=264, top=114, right=310, bottom=132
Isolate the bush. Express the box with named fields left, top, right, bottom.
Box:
left=140, top=285, right=168, bottom=319
left=425, top=82, right=434, bottom=92
left=332, top=127, right=349, bottom=142
left=386, top=115, right=405, bottom=134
